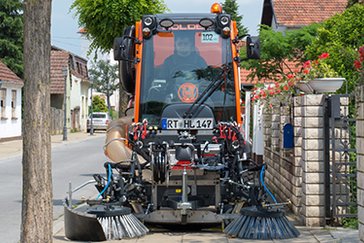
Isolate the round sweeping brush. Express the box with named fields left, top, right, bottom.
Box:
left=224, top=164, right=300, bottom=240
left=88, top=205, right=149, bottom=240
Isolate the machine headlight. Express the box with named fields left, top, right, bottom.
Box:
left=159, top=18, right=174, bottom=29
left=142, top=27, right=151, bottom=38
left=199, top=18, right=214, bottom=29
left=222, top=27, right=231, bottom=37
left=144, top=16, right=153, bottom=26
left=220, top=16, right=230, bottom=26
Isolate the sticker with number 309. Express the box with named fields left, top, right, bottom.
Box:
left=201, top=32, right=219, bottom=43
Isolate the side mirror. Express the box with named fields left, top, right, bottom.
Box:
left=246, top=36, right=260, bottom=59
left=113, top=37, right=124, bottom=61
left=113, top=26, right=139, bottom=61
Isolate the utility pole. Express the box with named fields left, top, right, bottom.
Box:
left=62, top=67, right=68, bottom=141
left=90, top=81, right=94, bottom=135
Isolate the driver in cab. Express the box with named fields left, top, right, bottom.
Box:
left=152, top=32, right=207, bottom=103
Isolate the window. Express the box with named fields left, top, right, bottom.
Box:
left=76, top=62, right=81, bottom=74
left=0, top=88, right=6, bottom=119
left=11, top=90, right=17, bottom=118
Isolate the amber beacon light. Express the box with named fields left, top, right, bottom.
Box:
left=210, top=3, right=223, bottom=14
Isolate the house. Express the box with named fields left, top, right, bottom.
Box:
left=50, top=46, right=90, bottom=133
left=241, top=0, right=348, bottom=85
left=0, top=61, right=23, bottom=141
left=261, top=0, right=347, bottom=32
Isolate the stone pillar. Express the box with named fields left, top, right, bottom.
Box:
left=301, top=94, right=326, bottom=226
left=357, top=86, right=364, bottom=243
left=263, top=103, right=273, bottom=189
left=292, top=96, right=303, bottom=216
left=271, top=101, right=281, bottom=152
left=269, top=99, right=281, bottom=194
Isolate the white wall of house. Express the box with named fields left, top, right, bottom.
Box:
left=0, top=85, right=22, bottom=139
left=70, top=75, right=89, bottom=132
left=80, top=82, right=89, bottom=131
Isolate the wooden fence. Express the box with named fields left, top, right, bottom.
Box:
left=51, top=107, right=63, bottom=135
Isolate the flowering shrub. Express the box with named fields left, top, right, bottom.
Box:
left=300, top=53, right=338, bottom=80
left=251, top=77, right=296, bottom=103
left=354, top=46, right=364, bottom=85
left=251, top=52, right=339, bottom=103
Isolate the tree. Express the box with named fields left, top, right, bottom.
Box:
left=305, top=4, right=364, bottom=93
left=348, top=0, right=364, bottom=7
left=89, top=60, right=118, bottom=114
left=71, top=0, right=168, bottom=53
left=223, top=0, right=248, bottom=37
left=0, top=0, right=23, bottom=77
left=71, top=0, right=167, bottom=117
left=242, top=24, right=320, bottom=81
left=91, top=95, right=108, bottom=112
left=22, top=0, right=52, bottom=242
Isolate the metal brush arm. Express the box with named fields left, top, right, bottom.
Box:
left=67, top=179, right=96, bottom=208
left=262, top=200, right=291, bottom=209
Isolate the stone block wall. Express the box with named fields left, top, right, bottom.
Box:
left=262, top=94, right=349, bottom=227
left=263, top=97, right=303, bottom=217
left=357, top=86, right=364, bottom=243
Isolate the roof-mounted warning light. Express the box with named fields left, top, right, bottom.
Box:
left=211, top=3, right=222, bottom=14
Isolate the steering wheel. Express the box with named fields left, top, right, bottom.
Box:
left=147, top=85, right=163, bottom=101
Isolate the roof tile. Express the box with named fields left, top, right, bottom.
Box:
left=50, top=50, right=69, bottom=94
left=274, top=0, right=347, bottom=27
left=0, top=60, right=23, bottom=86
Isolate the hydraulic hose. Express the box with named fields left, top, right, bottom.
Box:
left=96, top=163, right=112, bottom=200
left=260, top=164, right=278, bottom=204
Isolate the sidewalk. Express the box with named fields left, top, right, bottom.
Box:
left=53, top=221, right=359, bottom=243
left=52, top=211, right=359, bottom=243
left=0, top=131, right=103, bottom=160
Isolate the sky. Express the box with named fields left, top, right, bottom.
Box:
left=51, top=0, right=264, bottom=59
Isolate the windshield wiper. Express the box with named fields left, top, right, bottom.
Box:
left=183, top=65, right=230, bottom=119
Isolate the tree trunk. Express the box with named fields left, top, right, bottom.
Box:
left=106, top=89, right=111, bottom=116
left=118, top=87, right=129, bottom=118
left=21, top=0, right=53, bottom=242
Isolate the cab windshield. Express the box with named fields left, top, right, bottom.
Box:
left=140, top=29, right=236, bottom=125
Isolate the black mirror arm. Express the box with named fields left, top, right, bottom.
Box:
left=122, top=35, right=142, bottom=45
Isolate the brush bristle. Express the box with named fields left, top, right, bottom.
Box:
left=98, top=214, right=149, bottom=240
left=224, top=209, right=300, bottom=239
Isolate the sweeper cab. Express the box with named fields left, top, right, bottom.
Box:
left=64, top=3, right=299, bottom=241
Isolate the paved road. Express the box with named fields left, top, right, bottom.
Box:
left=0, top=134, right=107, bottom=243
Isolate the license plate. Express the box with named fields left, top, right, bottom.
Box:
left=93, top=119, right=103, bottom=124
left=161, top=118, right=213, bottom=130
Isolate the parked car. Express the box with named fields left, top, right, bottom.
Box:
left=87, top=112, right=111, bottom=132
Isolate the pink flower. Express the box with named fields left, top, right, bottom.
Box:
left=303, top=60, right=311, bottom=68
left=283, top=85, right=289, bottom=91
left=287, top=73, right=295, bottom=79
left=303, top=69, right=310, bottom=74
left=260, top=90, right=267, bottom=98
left=319, top=53, right=330, bottom=59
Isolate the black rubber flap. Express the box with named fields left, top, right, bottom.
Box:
left=64, top=204, right=106, bottom=241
